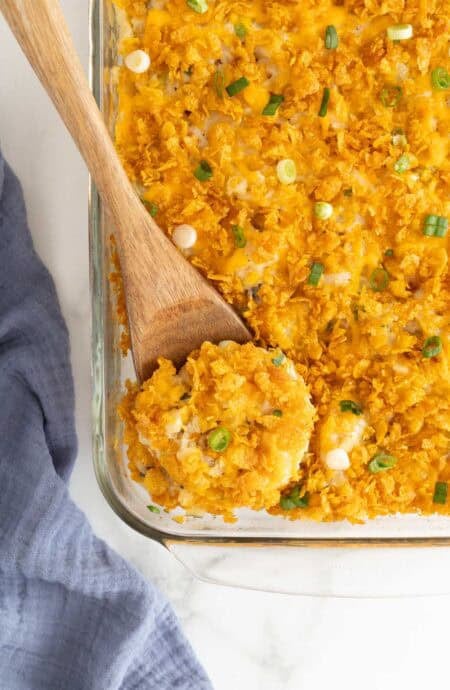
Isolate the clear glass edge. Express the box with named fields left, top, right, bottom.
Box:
left=87, top=1, right=450, bottom=595
left=89, top=0, right=156, bottom=545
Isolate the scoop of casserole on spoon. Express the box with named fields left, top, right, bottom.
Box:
left=0, top=0, right=251, bottom=381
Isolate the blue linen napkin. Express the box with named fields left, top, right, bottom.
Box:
left=0, top=151, right=212, bottom=690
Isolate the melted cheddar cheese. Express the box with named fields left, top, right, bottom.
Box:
left=114, top=0, right=450, bottom=522
left=119, top=342, right=315, bottom=520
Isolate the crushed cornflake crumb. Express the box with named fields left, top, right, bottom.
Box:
left=113, top=0, right=450, bottom=522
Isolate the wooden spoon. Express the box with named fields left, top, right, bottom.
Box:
left=0, top=0, right=251, bottom=381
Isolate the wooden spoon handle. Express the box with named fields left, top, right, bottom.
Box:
left=0, top=0, right=167, bottom=255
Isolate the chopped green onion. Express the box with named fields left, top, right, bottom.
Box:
left=423, top=214, right=438, bottom=236
left=280, top=486, right=309, bottom=510
left=386, top=24, right=413, bottom=41
left=339, top=400, right=363, bottom=415
left=325, top=25, right=339, bottom=50
left=422, top=335, right=442, bottom=358
left=279, top=496, right=296, bottom=510
left=435, top=217, right=449, bottom=237
left=431, top=67, right=450, bottom=90
left=234, top=23, right=247, bottom=39
left=147, top=504, right=161, bottom=514
left=231, top=224, right=246, bottom=248
left=143, top=200, right=158, bottom=217
left=394, top=154, right=410, bottom=173
left=314, top=201, right=333, bottom=220
left=226, top=76, right=249, bottom=97
left=343, top=187, right=353, bottom=197
left=271, top=352, right=286, bottom=367
left=262, top=93, right=284, bottom=116
left=194, top=160, right=213, bottom=182
left=380, top=85, right=402, bottom=108
left=422, top=214, right=448, bottom=237
left=433, top=481, right=448, bottom=505
left=207, top=426, right=232, bottom=452
left=368, top=452, right=397, bottom=474
left=318, top=87, right=330, bottom=117
left=307, top=262, right=324, bottom=286
left=369, top=267, right=389, bottom=292
left=213, top=69, right=225, bottom=98
left=384, top=248, right=394, bottom=257
left=186, top=0, right=208, bottom=13
left=276, top=158, right=297, bottom=185
left=272, top=409, right=283, bottom=417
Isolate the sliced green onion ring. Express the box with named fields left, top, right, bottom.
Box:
left=280, top=485, right=309, bottom=510
left=271, top=352, right=286, bottom=367
left=186, top=0, right=208, bottom=14
left=431, top=67, right=450, bottom=90
left=314, top=201, right=333, bottom=220
left=234, top=23, right=247, bottom=39
left=368, top=453, right=397, bottom=474
left=386, top=24, right=413, bottom=41
left=262, top=93, right=284, bottom=116
left=423, top=214, right=438, bottom=236
left=435, top=217, right=449, bottom=237
left=433, top=482, right=448, bottom=505
left=231, top=224, right=246, bottom=248
left=422, top=336, right=442, bottom=358
left=143, top=200, right=158, bottom=217
left=325, top=25, right=339, bottom=50
left=318, top=87, right=330, bottom=117
left=226, top=76, right=249, bottom=97
left=369, top=267, right=389, bottom=292
left=339, top=400, right=363, bottom=415
left=380, top=85, right=402, bottom=108
left=276, top=158, right=297, bottom=184
left=394, top=154, right=410, bottom=173
left=194, top=160, right=213, bottom=181
left=423, top=215, right=448, bottom=237
left=207, top=427, right=232, bottom=452
left=307, top=262, right=324, bottom=286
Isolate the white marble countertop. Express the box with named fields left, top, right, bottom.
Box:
left=1, top=3, right=450, bottom=688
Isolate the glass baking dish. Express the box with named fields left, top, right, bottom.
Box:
left=89, top=0, right=450, bottom=597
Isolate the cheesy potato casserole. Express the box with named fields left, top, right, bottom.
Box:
left=119, top=342, right=315, bottom=521
left=114, top=0, right=450, bottom=522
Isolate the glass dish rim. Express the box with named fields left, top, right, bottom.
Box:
left=88, top=0, right=450, bottom=550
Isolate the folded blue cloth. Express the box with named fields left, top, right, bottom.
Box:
left=0, top=152, right=212, bottom=690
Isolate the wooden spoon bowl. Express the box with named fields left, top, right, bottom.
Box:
left=0, top=0, right=251, bottom=381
